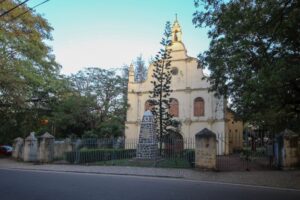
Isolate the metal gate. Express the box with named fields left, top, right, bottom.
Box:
left=216, top=131, right=275, bottom=171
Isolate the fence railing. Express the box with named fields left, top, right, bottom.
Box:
left=64, top=137, right=195, bottom=168
left=62, top=135, right=275, bottom=171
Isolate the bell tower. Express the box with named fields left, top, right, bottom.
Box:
left=169, top=14, right=187, bottom=59
left=172, top=14, right=182, bottom=43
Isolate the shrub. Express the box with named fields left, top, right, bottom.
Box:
left=183, top=149, right=195, bottom=167
left=65, top=149, right=136, bottom=163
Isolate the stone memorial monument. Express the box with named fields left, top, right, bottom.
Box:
left=12, top=137, right=24, bottom=159
left=136, top=110, right=158, bottom=160
left=38, top=132, right=55, bottom=163
left=23, top=132, right=38, bottom=162
left=195, top=128, right=217, bottom=170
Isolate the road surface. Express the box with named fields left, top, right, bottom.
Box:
left=0, top=169, right=299, bottom=200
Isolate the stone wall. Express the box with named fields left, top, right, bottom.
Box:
left=54, top=139, right=74, bottom=159
left=13, top=133, right=75, bottom=163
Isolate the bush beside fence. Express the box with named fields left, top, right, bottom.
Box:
left=65, top=149, right=136, bottom=163
left=65, top=148, right=195, bottom=166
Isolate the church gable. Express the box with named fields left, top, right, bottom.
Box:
left=125, top=18, right=226, bottom=155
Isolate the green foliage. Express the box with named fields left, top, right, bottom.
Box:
left=0, top=0, right=62, bottom=143
left=70, top=67, right=127, bottom=124
left=150, top=21, right=173, bottom=151
left=51, top=95, right=97, bottom=138
left=0, top=0, right=60, bottom=108
left=193, top=0, right=300, bottom=132
left=94, top=119, right=124, bottom=138
left=68, top=149, right=195, bottom=168
left=82, top=131, right=98, bottom=139
left=59, top=67, right=128, bottom=138
left=134, top=55, right=147, bottom=82
left=65, top=149, right=136, bottom=163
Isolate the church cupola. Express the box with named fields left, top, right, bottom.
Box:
left=172, top=14, right=182, bottom=43
left=169, top=15, right=187, bottom=59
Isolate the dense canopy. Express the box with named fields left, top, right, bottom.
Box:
left=193, top=0, right=300, bottom=132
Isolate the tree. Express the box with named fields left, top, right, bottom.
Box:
left=70, top=68, right=126, bottom=122
left=0, top=0, right=60, bottom=108
left=134, top=55, right=147, bottom=82
left=150, top=21, right=173, bottom=153
left=67, top=67, right=128, bottom=137
left=51, top=95, right=97, bottom=138
left=193, top=0, right=300, bottom=132
left=0, top=0, right=61, bottom=143
left=119, top=64, right=130, bottom=128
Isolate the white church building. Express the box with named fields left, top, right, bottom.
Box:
left=125, top=19, right=229, bottom=155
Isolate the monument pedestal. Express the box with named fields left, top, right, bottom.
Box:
left=136, top=111, right=158, bottom=160
left=136, top=143, right=158, bottom=160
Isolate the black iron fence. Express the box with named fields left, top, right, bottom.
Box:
left=64, top=138, right=195, bottom=168
left=62, top=134, right=276, bottom=171
left=216, top=132, right=275, bottom=171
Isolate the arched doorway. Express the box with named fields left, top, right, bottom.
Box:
left=163, top=131, right=183, bottom=157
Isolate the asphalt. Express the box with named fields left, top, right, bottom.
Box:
left=1, top=169, right=300, bottom=200
left=0, top=158, right=300, bottom=190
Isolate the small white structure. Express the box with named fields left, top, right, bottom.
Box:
left=23, top=132, right=38, bottom=162
left=12, top=137, right=24, bottom=159
left=38, top=132, right=55, bottom=163
left=195, top=128, right=217, bottom=170
left=125, top=18, right=227, bottom=155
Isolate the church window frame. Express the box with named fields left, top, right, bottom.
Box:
left=169, top=98, right=179, bottom=117
left=194, top=97, right=205, bottom=116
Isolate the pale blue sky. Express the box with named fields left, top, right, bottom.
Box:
left=28, top=0, right=209, bottom=74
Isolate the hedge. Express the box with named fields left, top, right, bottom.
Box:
left=65, top=148, right=195, bottom=165
left=65, top=149, right=136, bottom=163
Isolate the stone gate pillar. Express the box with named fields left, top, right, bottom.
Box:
left=23, top=132, right=38, bottom=162
left=278, top=129, right=300, bottom=169
left=136, top=110, right=158, bottom=160
left=195, top=128, right=217, bottom=170
left=38, top=132, right=55, bottom=163
left=12, top=137, right=24, bottom=160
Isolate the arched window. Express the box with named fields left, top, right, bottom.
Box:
left=174, top=30, right=178, bottom=41
left=169, top=98, right=179, bottom=117
left=145, top=100, right=153, bottom=111
left=194, top=97, right=204, bottom=116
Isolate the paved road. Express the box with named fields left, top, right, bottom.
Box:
left=1, top=169, right=299, bottom=200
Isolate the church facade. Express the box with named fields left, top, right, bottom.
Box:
left=125, top=19, right=228, bottom=155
